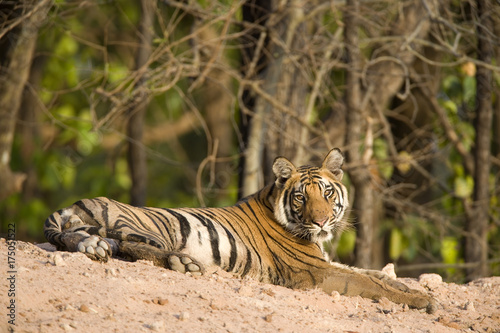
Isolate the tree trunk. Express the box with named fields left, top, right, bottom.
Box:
left=492, top=7, right=500, bottom=201
left=238, top=0, right=271, bottom=199
left=18, top=55, right=46, bottom=200
left=0, top=0, right=52, bottom=201
left=465, top=0, right=493, bottom=281
left=127, top=0, right=155, bottom=206
left=343, top=0, right=376, bottom=269
left=240, top=0, right=309, bottom=197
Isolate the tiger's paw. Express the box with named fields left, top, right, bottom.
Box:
left=167, top=254, right=203, bottom=276
left=117, top=241, right=205, bottom=275
left=407, top=292, right=438, bottom=314
left=77, top=235, right=112, bottom=262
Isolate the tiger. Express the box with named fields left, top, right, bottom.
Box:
left=44, top=148, right=436, bottom=313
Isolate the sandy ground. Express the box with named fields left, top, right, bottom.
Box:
left=1, top=238, right=499, bottom=333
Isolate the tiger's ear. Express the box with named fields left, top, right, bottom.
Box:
left=322, top=148, right=344, bottom=180
left=272, top=157, right=296, bottom=188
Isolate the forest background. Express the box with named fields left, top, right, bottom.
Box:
left=1, top=0, right=499, bottom=283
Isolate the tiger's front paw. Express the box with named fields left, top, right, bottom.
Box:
left=168, top=254, right=203, bottom=276
left=77, top=235, right=112, bottom=262
left=408, top=292, right=438, bottom=314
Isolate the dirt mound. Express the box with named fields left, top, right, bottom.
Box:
left=1, top=239, right=499, bottom=332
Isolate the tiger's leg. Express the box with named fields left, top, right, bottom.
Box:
left=119, top=241, right=205, bottom=276
left=318, top=269, right=437, bottom=314
left=330, top=262, right=411, bottom=292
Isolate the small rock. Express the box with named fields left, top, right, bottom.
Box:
left=264, top=313, right=273, bottom=322
left=148, top=320, right=165, bottom=331
left=178, top=311, right=190, bottom=321
left=381, top=263, right=397, bottom=280
left=105, top=268, right=118, bottom=277
left=463, top=301, right=475, bottom=311
left=56, top=304, right=73, bottom=311
left=104, top=313, right=117, bottom=321
left=79, top=304, right=91, bottom=313
left=330, top=290, right=341, bottom=301
left=60, top=323, right=74, bottom=331
left=53, top=253, right=66, bottom=267
left=419, top=273, right=443, bottom=290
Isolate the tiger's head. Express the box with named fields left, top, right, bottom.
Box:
left=272, top=148, right=349, bottom=243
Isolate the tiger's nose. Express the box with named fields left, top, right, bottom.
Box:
left=313, top=217, right=328, bottom=227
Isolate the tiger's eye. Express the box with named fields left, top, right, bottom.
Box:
left=324, top=189, right=332, bottom=197
left=295, top=194, right=305, bottom=202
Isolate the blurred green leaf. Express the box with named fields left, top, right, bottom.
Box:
left=389, top=228, right=403, bottom=261
left=337, top=230, right=356, bottom=258
left=54, top=34, right=79, bottom=57
left=374, top=138, right=393, bottom=180
left=454, top=176, right=474, bottom=199
left=396, top=150, right=412, bottom=175
left=440, top=237, right=458, bottom=264
left=455, top=121, right=475, bottom=151
left=115, top=158, right=132, bottom=190
left=108, top=62, right=130, bottom=84
left=442, top=75, right=461, bottom=99
left=440, top=99, right=458, bottom=114
left=462, top=76, right=476, bottom=105
left=440, top=236, right=459, bottom=278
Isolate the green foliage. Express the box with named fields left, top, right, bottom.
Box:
left=440, top=236, right=460, bottom=278
left=454, top=175, right=474, bottom=199
left=389, top=227, right=405, bottom=261
left=107, top=63, right=131, bottom=85
left=336, top=230, right=356, bottom=259
left=393, top=216, right=428, bottom=262
left=2, top=1, right=150, bottom=241
left=373, top=138, right=393, bottom=180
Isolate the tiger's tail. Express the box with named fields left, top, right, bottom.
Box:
left=44, top=207, right=73, bottom=250
left=44, top=199, right=108, bottom=250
